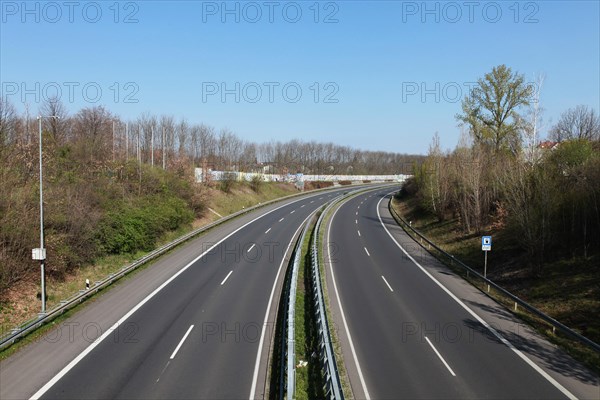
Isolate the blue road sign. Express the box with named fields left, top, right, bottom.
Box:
left=482, top=236, right=492, bottom=251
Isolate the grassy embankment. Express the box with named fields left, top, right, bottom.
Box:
left=0, top=182, right=299, bottom=342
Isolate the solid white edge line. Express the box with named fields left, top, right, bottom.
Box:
left=364, top=247, right=370, bottom=257
left=170, top=325, right=195, bottom=360
left=328, top=204, right=372, bottom=400
left=425, top=336, right=456, bottom=377
left=381, top=275, right=393, bottom=292
left=249, top=211, right=317, bottom=399
left=376, top=192, right=578, bottom=400
left=30, top=191, right=326, bottom=400
left=247, top=243, right=256, bottom=253
left=220, top=270, right=233, bottom=286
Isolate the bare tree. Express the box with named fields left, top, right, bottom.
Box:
left=73, top=106, right=113, bottom=162
left=177, top=119, right=189, bottom=159
left=522, top=73, right=546, bottom=165
left=159, top=115, right=176, bottom=169
left=217, top=129, right=242, bottom=170
left=423, top=133, right=452, bottom=220
left=550, top=105, right=600, bottom=142
left=40, top=97, right=69, bottom=144
left=240, top=141, right=257, bottom=171
left=0, top=99, right=17, bottom=146
left=198, top=124, right=216, bottom=167
left=501, top=158, right=556, bottom=273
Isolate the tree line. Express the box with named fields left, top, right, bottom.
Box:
left=0, top=99, right=420, bottom=176
left=407, top=65, right=600, bottom=273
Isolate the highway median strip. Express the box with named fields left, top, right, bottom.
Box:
left=271, top=186, right=389, bottom=399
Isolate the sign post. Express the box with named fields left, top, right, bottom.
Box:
left=481, top=236, right=492, bottom=291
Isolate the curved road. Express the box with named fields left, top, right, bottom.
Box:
left=0, top=186, right=371, bottom=400
left=324, top=188, right=599, bottom=399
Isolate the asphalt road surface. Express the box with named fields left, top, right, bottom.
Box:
left=0, top=185, right=372, bottom=400
left=324, top=187, right=599, bottom=400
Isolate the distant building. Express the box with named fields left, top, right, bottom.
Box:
left=538, top=141, right=560, bottom=150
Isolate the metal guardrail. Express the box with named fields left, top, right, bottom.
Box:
left=309, top=197, right=347, bottom=400
left=282, top=212, right=316, bottom=399
left=387, top=193, right=600, bottom=354
left=0, top=184, right=351, bottom=352
left=280, top=185, right=394, bottom=399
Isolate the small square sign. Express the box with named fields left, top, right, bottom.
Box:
left=32, top=248, right=46, bottom=260
left=482, top=236, right=492, bottom=251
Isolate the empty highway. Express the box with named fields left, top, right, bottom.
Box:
left=0, top=186, right=367, bottom=400
left=324, top=188, right=599, bottom=399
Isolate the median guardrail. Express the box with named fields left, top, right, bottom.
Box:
left=302, top=185, right=396, bottom=399
left=309, top=197, right=347, bottom=400
left=280, top=185, right=395, bottom=399
left=387, top=193, right=600, bottom=354
left=279, top=212, right=317, bottom=399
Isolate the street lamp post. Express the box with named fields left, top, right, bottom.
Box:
left=36, top=115, right=59, bottom=315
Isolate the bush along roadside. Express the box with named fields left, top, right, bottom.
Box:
left=96, top=195, right=194, bottom=255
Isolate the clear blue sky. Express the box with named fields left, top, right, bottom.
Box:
left=1, top=0, right=599, bottom=154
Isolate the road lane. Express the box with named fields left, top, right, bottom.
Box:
left=35, top=191, right=341, bottom=399
left=1, top=185, right=374, bottom=400
left=325, top=188, right=594, bottom=399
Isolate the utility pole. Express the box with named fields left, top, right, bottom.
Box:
left=162, top=126, right=166, bottom=170
left=151, top=125, right=154, bottom=167
left=34, top=115, right=59, bottom=315
left=125, top=122, right=129, bottom=160
left=25, top=103, right=30, bottom=144
left=112, top=120, right=115, bottom=162
left=137, top=125, right=141, bottom=165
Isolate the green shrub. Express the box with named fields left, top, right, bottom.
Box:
left=96, top=195, right=193, bottom=254
left=250, top=175, right=263, bottom=193
left=220, top=172, right=237, bottom=193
